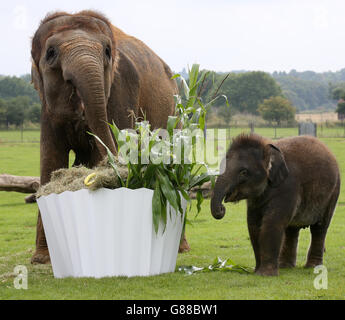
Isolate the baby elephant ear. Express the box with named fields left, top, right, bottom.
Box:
left=219, top=156, right=227, bottom=175
left=267, top=144, right=289, bottom=187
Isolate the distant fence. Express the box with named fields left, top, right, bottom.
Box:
left=0, top=128, right=40, bottom=143
left=0, top=122, right=344, bottom=144
left=208, top=122, right=345, bottom=140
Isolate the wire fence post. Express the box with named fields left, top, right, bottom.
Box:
left=250, top=121, right=254, bottom=134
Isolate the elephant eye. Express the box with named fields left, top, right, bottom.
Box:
left=239, top=169, right=248, bottom=178
left=45, top=47, right=57, bottom=64
left=105, top=46, right=111, bottom=60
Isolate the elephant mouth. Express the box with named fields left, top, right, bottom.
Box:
left=224, top=189, right=242, bottom=203
left=75, top=89, right=86, bottom=116
left=68, top=83, right=86, bottom=117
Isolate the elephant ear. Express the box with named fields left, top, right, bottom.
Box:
left=267, top=144, right=289, bottom=187
left=31, top=61, right=44, bottom=102
left=219, top=156, right=227, bottom=175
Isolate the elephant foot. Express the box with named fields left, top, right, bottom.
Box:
left=305, top=260, right=323, bottom=268
left=178, top=235, right=190, bottom=253
left=255, top=266, right=278, bottom=276
left=31, top=249, right=51, bottom=264
left=279, top=261, right=296, bottom=269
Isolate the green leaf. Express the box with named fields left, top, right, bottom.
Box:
left=204, top=94, right=229, bottom=110
left=149, top=129, right=162, bottom=150
left=157, top=170, right=179, bottom=213
left=87, top=132, right=124, bottom=187
left=188, top=64, right=200, bottom=90
left=175, top=189, right=183, bottom=215
left=142, top=164, right=158, bottom=188
left=210, top=174, right=216, bottom=189
left=171, top=74, right=180, bottom=80
left=152, top=182, right=162, bottom=234
left=167, top=116, right=179, bottom=136
left=189, top=172, right=210, bottom=190
left=181, top=78, right=190, bottom=100
left=177, top=257, right=253, bottom=275
left=160, top=189, right=167, bottom=233
left=196, top=189, right=204, bottom=216
left=108, top=121, right=121, bottom=145
left=178, top=187, right=190, bottom=202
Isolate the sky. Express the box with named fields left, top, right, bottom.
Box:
left=1, top=0, right=344, bottom=76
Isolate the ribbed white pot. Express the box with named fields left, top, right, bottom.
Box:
left=37, top=188, right=185, bottom=278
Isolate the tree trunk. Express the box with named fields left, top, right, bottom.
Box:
left=0, top=174, right=40, bottom=193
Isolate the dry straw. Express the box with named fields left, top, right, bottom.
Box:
left=36, top=158, right=128, bottom=197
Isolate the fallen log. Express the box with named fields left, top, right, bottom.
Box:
left=0, top=174, right=40, bottom=193
left=189, top=181, right=212, bottom=199
left=0, top=173, right=213, bottom=202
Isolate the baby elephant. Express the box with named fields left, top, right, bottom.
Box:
left=210, top=134, right=340, bottom=276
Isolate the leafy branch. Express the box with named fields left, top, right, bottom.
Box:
left=89, top=64, right=229, bottom=233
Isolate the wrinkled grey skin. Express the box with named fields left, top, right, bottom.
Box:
left=211, top=134, right=340, bottom=276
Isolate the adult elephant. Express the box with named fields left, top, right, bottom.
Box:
left=31, top=10, right=189, bottom=264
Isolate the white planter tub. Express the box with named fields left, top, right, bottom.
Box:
left=37, top=188, right=185, bottom=278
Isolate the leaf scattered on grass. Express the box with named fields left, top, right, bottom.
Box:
left=177, top=257, right=253, bottom=275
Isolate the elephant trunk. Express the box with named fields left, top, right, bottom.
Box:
left=62, top=45, right=116, bottom=158
left=210, top=175, right=228, bottom=220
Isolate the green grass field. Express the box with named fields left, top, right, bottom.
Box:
left=0, top=129, right=344, bottom=300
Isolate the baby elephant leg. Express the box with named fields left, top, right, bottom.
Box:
left=279, top=227, right=300, bottom=268
left=255, top=221, right=285, bottom=276
left=306, top=191, right=338, bottom=268
left=305, top=223, right=328, bottom=268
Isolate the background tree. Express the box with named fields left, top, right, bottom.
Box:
left=5, top=96, right=30, bottom=127
left=0, top=98, right=6, bottom=126
left=217, top=105, right=232, bottom=125
left=0, top=75, right=41, bottom=127
left=0, top=76, right=39, bottom=104
left=331, top=87, right=345, bottom=100
left=26, top=103, right=41, bottom=123
left=336, top=99, right=345, bottom=119
left=258, top=96, right=296, bottom=125
left=209, top=71, right=282, bottom=114
left=273, top=72, right=336, bottom=111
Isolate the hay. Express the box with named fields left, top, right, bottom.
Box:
left=36, top=158, right=128, bottom=198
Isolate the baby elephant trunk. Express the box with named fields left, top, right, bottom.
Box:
left=210, top=177, right=228, bottom=219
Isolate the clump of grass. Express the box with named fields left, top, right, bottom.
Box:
left=36, top=159, right=128, bottom=197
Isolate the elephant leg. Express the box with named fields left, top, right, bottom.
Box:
left=178, top=233, right=190, bottom=253
left=247, top=210, right=262, bottom=271
left=31, top=128, right=69, bottom=264
left=279, top=227, right=300, bottom=268
left=255, top=218, right=285, bottom=276
left=305, top=223, right=328, bottom=268
left=248, top=223, right=261, bottom=272
left=305, top=189, right=338, bottom=268
left=73, top=147, right=102, bottom=169
left=31, top=212, right=51, bottom=264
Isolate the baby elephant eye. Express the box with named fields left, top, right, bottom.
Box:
left=239, top=169, right=248, bottom=177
